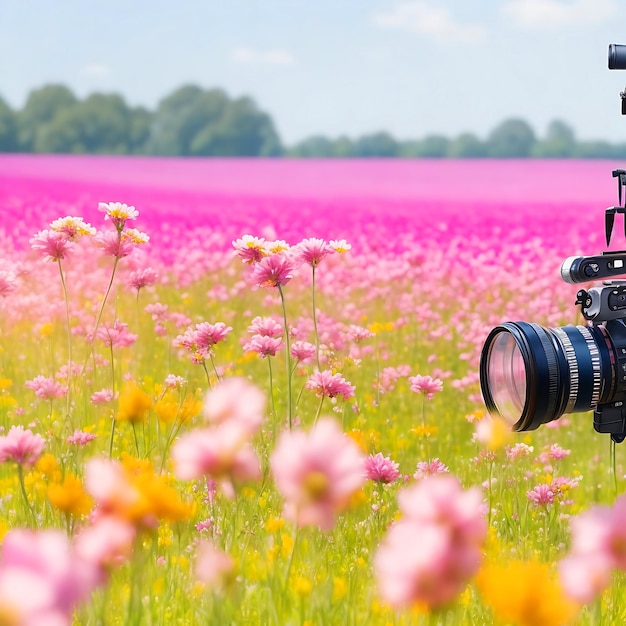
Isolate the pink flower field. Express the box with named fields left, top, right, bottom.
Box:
left=1, top=155, right=626, bottom=624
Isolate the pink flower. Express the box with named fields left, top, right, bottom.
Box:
left=202, top=377, right=266, bottom=433
left=408, top=374, right=443, bottom=400
left=25, top=375, right=68, bottom=400
left=74, top=516, right=136, bottom=571
left=0, top=426, right=45, bottom=465
left=172, top=423, right=261, bottom=494
left=293, top=237, right=334, bottom=268
left=164, top=375, right=187, bottom=389
left=305, top=370, right=355, bottom=400
left=49, top=216, right=96, bottom=240
left=30, top=229, right=75, bottom=262
left=243, top=334, right=283, bottom=358
left=505, top=443, right=534, bottom=461
left=0, top=270, right=18, bottom=297
left=67, top=429, right=97, bottom=446
left=375, top=476, right=486, bottom=610
left=98, top=202, right=139, bottom=229
left=97, top=320, right=138, bottom=348
left=128, top=267, right=158, bottom=292
left=414, top=458, right=450, bottom=480
left=90, top=389, right=114, bottom=405
left=0, top=529, right=100, bottom=624
left=290, top=340, right=317, bottom=364
left=270, top=418, right=366, bottom=530
left=526, top=484, right=555, bottom=506
left=251, top=253, right=294, bottom=288
left=194, top=540, right=235, bottom=590
left=174, top=321, right=233, bottom=364
left=96, top=229, right=149, bottom=258
left=232, top=235, right=268, bottom=264
left=538, top=443, right=571, bottom=464
left=247, top=316, right=283, bottom=338
left=365, top=453, right=400, bottom=483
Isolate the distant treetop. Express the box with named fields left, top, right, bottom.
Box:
left=0, top=84, right=624, bottom=158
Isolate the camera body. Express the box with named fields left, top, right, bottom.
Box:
left=478, top=45, right=626, bottom=442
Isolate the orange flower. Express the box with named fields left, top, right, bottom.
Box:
left=48, top=474, right=93, bottom=517
left=117, top=383, right=152, bottom=423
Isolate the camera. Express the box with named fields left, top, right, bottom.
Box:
left=479, top=45, right=626, bottom=443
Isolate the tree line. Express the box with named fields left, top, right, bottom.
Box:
left=1, top=83, right=626, bottom=158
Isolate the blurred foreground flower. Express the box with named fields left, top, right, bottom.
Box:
left=0, top=426, right=45, bottom=466
left=0, top=529, right=100, bottom=625
left=375, top=475, right=486, bottom=610
left=271, top=417, right=365, bottom=530
left=478, top=559, right=577, bottom=626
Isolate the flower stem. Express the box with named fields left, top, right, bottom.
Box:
left=201, top=361, right=212, bottom=389
left=57, top=259, right=72, bottom=416
left=17, top=464, right=35, bottom=523
left=311, top=266, right=321, bottom=369
left=313, top=396, right=324, bottom=425
left=268, top=356, right=276, bottom=427
left=277, top=285, right=293, bottom=429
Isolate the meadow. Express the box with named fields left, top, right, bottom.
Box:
left=0, top=155, right=625, bottom=625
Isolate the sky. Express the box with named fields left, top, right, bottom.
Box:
left=2, top=0, right=626, bottom=145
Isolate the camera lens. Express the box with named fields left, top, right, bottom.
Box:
left=609, top=44, right=626, bottom=70
left=480, top=322, right=616, bottom=431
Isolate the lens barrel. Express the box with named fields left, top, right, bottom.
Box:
left=609, top=44, right=626, bottom=70
left=479, top=320, right=626, bottom=431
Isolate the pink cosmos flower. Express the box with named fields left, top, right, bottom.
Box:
left=526, top=484, right=555, bottom=506
left=0, top=426, right=45, bottom=466
left=538, top=443, right=571, bottom=464
left=251, top=253, right=294, bottom=288
left=365, top=453, right=400, bottom=484
left=505, top=443, right=534, bottom=461
left=375, top=475, right=486, bottom=610
left=67, top=429, right=97, bottom=446
left=25, top=375, right=68, bottom=400
left=247, top=316, right=283, bottom=338
left=90, top=389, right=114, bottom=405
left=0, top=529, right=101, bottom=625
left=172, top=423, right=261, bottom=496
left=232, top=235, right=268, bottom=264
left=414, top=458, right=450, bottom=480
left=49, top=216, right=96, bottom=240
left=0, top=270, right=18, bottom=297
left=97, top=320, right=138, bottom=348
left=293, top=237, right=334, bottom=268
left=96, top=229, right=149, bottom=258
left=203, top=377, right=266, bottom=433
left=290, top=340, right=317, bottom=364
left=174, top=321, right=233, bottom=364
left=408, top=374, right=444, bottom=400
left=243, top=334, right=283, bottom=358
left=128, top=267, right=158, bottom=292
left=270, top=418, right=366, bottom=530
left=30, top=229, right=75, bottom=262
left=305, top=370, right=355, bottom=400
left=194, top=540, right=235, bottom=590
left=74, top=516, right=136, bottom=571
left=98, top=202, right=139, bottom=229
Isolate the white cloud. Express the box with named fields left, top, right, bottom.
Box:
left=232, top=47, right=295, bottom=66
left=503, top=0, right=618, bottom=28
left=372, top=1, right=486, bottom=44
left=81, top=63, right=112, bottom=77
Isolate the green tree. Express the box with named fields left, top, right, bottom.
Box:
left=487, top=118, right=536, bottom=157
left=448, top=133, right=487, bottom=158
left=333, top=136, right=355, bottom=157
left=415, top=134, right=451, bottom=158
left=17, top=84, right=77, bottom=151
left=354, top=132, right=398, bottom=157
left=534, top=120, right=576, bottom=157
left=0, top=97, right=18, bottom=152
left=149, top=86, right=281, bottom=156
left=289, top=135, right=335, bottom=157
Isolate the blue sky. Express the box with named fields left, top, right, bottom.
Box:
left=1, top=0, right=626, bottom=144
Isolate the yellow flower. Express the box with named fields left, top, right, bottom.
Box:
left=477, top=559, right=579, bottom=626
left=35, top=454, right=61, bottom=481
left=117, top=383, right=152, bottom=423
left=265, top=516, right=285, bottom=533
left=38, top=322, right=54, bottom=337
left=48, top=474, right=93, bottom=517
left=291, top=576, right=312, bottom=597
left=153, top=392, right=178, bottom=424
left=332, top=577, right=348, bottom=603
left=0, top=379, right=12, bottom=390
